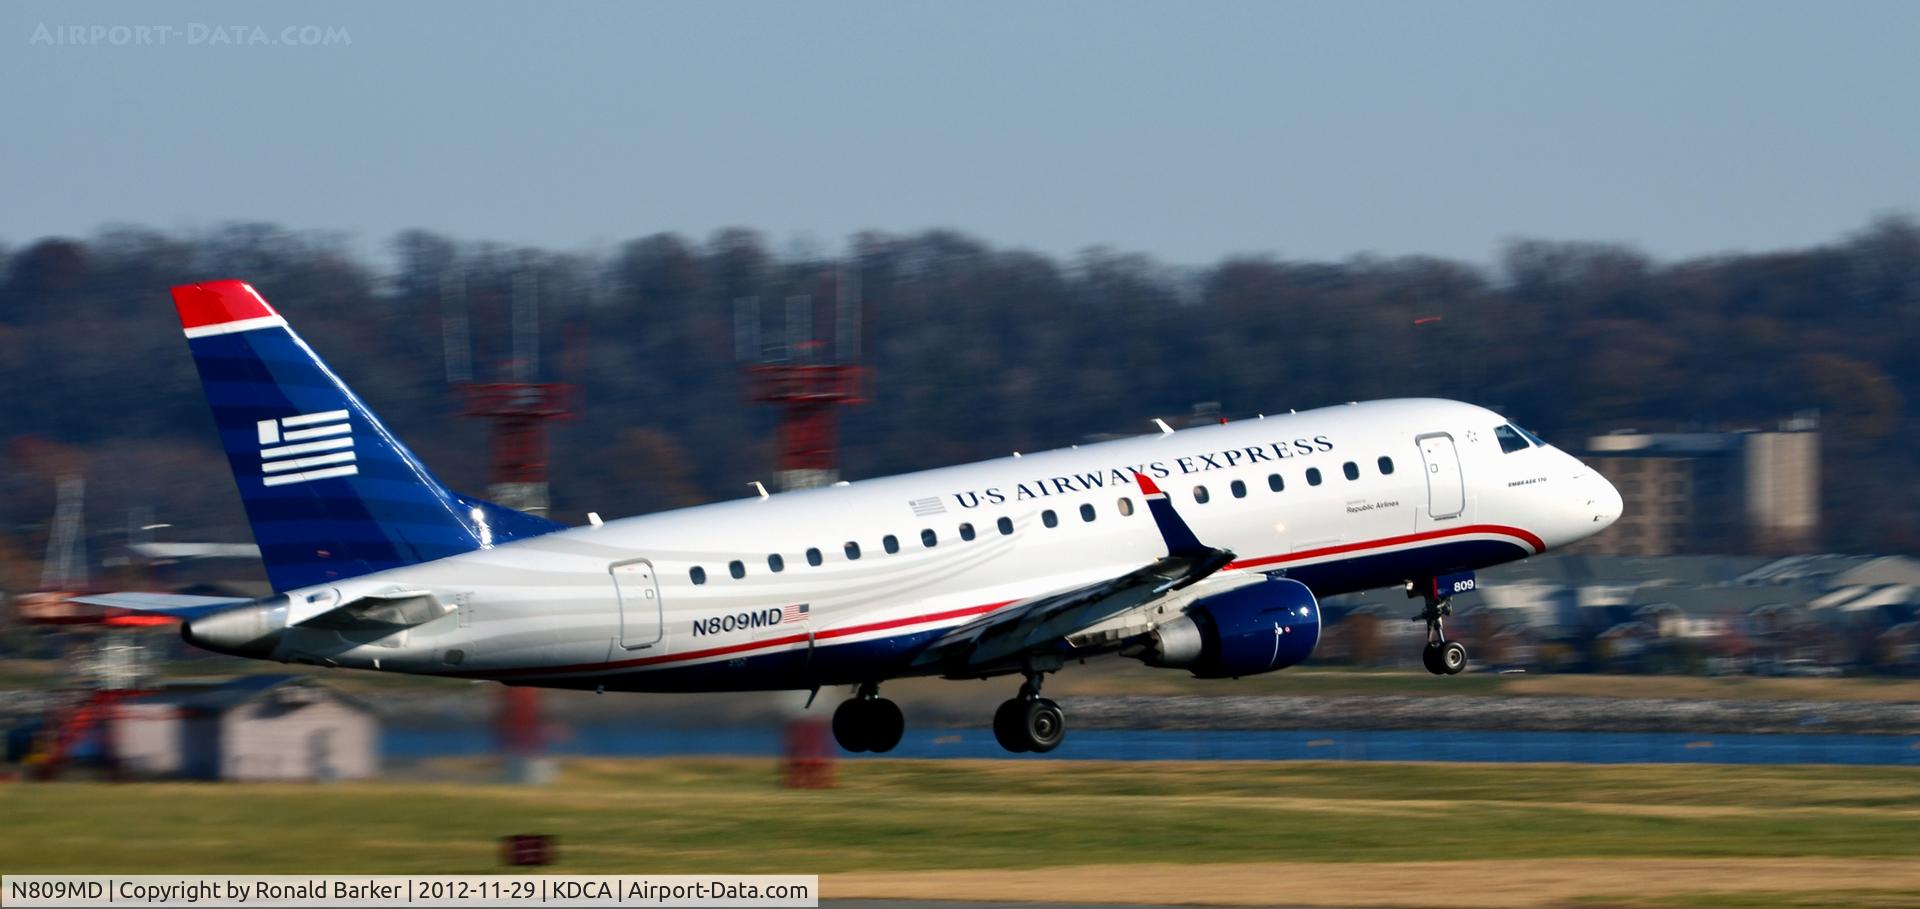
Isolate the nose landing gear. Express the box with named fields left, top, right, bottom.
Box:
left=1411, top=577, right=1469, bottom=676
left=831, top=682, right=905, bottom=753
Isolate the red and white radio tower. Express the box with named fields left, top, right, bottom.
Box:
left=447, top=267, right=574, bottom=784
left=740, top=263, right=866, bottom=787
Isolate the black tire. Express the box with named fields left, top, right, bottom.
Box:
left=1421, top=643, right=1446, bottom=676
left=1022, top=698, right=1066, bottom=753
left=831, top=698, right=870, bottom=752
left=992, top=699, right=1030, bottom=753
left=866, top=698, right=905, bottom=753
left=1440, top=641, right=1468, bottom=675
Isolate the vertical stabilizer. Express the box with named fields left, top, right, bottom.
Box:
left=174, top=280, right=562, bottom=592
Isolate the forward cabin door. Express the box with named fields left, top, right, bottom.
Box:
left=1417, top=433, right=1465, bottom=521
left=612, top=559, right=664, bottom=650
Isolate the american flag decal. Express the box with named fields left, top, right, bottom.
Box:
left=781, top=603, right=811, bottom=623
left=256, top=409, right=356, bottom=486
left=909, top=496, right=947, bottom=516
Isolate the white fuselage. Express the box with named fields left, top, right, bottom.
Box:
left=261, top=398, right=1620, bottom=691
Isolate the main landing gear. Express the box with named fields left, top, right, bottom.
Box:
left=992, top=672, right=1065, bottom=754
left=1414, top=589, right=1468, bottom=676
left=832, top=682, right=905, bottom=753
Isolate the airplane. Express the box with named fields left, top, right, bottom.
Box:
left=78, top=280, right=1623, bottom=754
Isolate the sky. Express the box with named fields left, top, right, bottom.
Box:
left=3, top=0, right=1916, bottom=266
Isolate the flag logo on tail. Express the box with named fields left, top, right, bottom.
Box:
left=782, top=603, right=811, bottom=623
left=257, top=410, right=356, bottom=486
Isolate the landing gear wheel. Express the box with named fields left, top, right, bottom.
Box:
left=1412, top=588, right=1466, bottom=677
left=832, top=693, right=906, bottom=753
left=1021, top=698, right=1066, bottom=753
left=992, top=698, right=1031, bottom=753
left=865, top=698, right=905, bottom=753
left=832, top=698, right=871, bottom=752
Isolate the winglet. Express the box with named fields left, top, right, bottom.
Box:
left=1132, top=471, right=1208, bottom=557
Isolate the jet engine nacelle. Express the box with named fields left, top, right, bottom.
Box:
left=1137, top=576, right=1321, bottom=678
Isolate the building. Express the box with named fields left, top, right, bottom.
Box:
left=1575, top=418, right=1820, bottom=556
left=113, top=675, right=378, bottom=781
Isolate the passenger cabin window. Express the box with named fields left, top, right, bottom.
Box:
left=1495, top=424, right=1530, bottom=454
left=1042, top=509, right=1058, bottom=528
left=921, top=528, right=937, bottom=548
left=844, top=541, right=862, bottom=560
left=1342, top=461, right=1360, bottom=481
left=1378, top=456, right=1395, bottom=475
left=728, top=560, right=745, bottom=579
left=1117, top=496, right=1134, bottom=516
left=959, top=522, right=976, bottom=541
left=1306, top=468, right=1323, bottom=486
left=997, top=516, right=1014, bottom=535
left=883, top=534, right=900, bottom=554
left=690, top=566, right=707, bottom=585
left=1080, top=503, right=1096, bottom=522
left=1193, top=485, right=1210, bottom=504
left=1268, top=473, right=1284, bottom=492
left=768, top=553, right=785, bottom=573
left=805, top=547, right=823, bottom=567
left=1231, top=479, right=1247, bottom=498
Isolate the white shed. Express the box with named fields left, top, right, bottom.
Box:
left=114, top=675, right=378, bottom=781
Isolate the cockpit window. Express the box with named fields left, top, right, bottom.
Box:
left=1515, top=424, right=1548, bottom=447
left=1494, top=424, right=1530, bottom=454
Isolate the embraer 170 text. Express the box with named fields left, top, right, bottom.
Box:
left=79, top=281, right=1623, bottom=753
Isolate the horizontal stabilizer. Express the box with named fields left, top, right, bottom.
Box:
left=68, top=592, right=253, bottom=620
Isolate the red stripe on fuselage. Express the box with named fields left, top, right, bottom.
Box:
left=464, top=599, right=1012, bottom=680
left=457, top=523, right=1541, bottom=681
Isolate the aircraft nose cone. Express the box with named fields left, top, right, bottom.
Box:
left=1591, top=472, right=1623, bottom=529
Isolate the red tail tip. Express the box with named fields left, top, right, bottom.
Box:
left=172, top=280, right=277, bottom=330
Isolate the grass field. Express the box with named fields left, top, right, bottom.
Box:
left=3, top=758, right=1919, bottom=906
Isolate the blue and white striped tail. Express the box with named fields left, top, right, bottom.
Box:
left=174, top=280, right=562, bottom=592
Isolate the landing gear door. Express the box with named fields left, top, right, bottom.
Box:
left=1417, top=432, right=1465, bottom=521
left=611, top=559, right=664, bottom=651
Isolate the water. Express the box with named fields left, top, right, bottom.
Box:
left=384, top=725, right=1920, bottom=766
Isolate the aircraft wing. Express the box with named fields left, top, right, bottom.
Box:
left=910, top=549, right=1233, bottom=674
left=910, top=472, right=1235, bottom=674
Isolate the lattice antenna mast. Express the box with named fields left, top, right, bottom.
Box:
left=40, top=476, right=87, bottom=590
left=454, top=262, right=574, bottom=515
left=441, top=270, right=472, bottom=384
left=741, top=261, right=868, bottom=492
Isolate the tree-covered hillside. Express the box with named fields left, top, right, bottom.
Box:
left=2, top=218, right=1916, bottom=578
